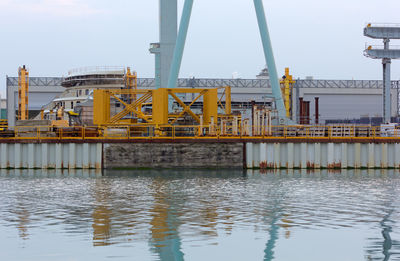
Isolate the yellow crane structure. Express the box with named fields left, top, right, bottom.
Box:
left=93, top=86, right=236, bottom=136
left=18, top=66, right=29, bottom=120
left=280, top=68, right=296, bottom=118
left=125, top=67, right=138, bottom=123
left=125, top=67, right=137, bottom=104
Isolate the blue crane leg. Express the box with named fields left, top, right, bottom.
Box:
left=167, top=0, right=194, bottom=89
left=253, top=0, right=287, bottom=122
left=155, top=52, right=161, bottom=89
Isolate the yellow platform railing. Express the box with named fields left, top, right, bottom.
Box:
left=3, top=124, right=400, bottom=141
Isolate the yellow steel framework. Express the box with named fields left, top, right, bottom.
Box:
left=93, top=87, right=233, bottom=132
left=0, top=120, right=8, bottom=131
left=280, top=68, right=295, bottom=118
left=125, top=67, right=137, bottom=104
left=18, top=66, right=29, bottom=120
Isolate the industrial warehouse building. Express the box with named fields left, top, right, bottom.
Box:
left=6, top=74, right=400, bottom=127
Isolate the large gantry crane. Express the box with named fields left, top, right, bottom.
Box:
left=158, top=0, right=291, bottom=125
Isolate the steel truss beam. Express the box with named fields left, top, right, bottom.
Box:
left=93, top=87, right=231, bottom=127
left=168, top=90, right=205, bottom=124
left=7, top=77, right=400, bottom=90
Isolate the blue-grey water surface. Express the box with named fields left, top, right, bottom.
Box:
left=0, top=169, right=400, bottom=261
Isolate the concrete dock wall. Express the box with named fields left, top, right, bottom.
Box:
left=0, top=143, right=102, bottom=169
left=103, top=143, right=243, bottom=169
left=0, top=141, right=399, bottom=169
left=246, top=142, right=400, bottom=169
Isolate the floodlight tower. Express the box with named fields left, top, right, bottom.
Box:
left=364, top=23, right=400, bottom=123
left=150, top=0, right=178, bottom=89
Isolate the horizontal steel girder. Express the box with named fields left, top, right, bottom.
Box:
left=6, top=77, right=400, bottom=89
left=364, top=26, right=400, bottom=39
left=364, top=48, right=400, bottom=59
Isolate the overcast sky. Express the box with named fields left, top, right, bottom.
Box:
left=0, top=0, right=399, bottom=96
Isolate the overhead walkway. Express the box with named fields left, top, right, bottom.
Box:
left=364, top=23, right=400, bottom=39
left=364, top=23, right=400, bottom=123
left=364, top=45, right=400, bottom=59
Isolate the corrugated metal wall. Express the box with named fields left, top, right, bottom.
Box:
left=0, top=141, right=399, bottom=169
left=0, top=143, right=102, bottom=169
left=246, top=142, right=400, bottom=169
left=303, top=92, right=398, bottom=123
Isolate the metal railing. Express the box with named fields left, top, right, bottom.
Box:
left=366, top=23, right=400, bottom=28
left=0, top=120, right=8, bottom=130
left=68, top=66, right=126, bottom=76
left=3, top=124, right=400, bottom=141
left=365, top=44, right=400, bottom=50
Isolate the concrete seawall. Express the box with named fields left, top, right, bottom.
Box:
left=103, top=143, right=243, bottom=168
left=0, top=140, right=399, bottom=169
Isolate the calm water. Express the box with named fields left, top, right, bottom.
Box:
left=0, top=169, right=400, bottom=261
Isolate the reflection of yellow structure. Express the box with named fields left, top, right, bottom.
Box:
left=149, top=178, right=184, bottom=260
left=200, top=205, right=218, bottom=237
left=16, top=206, right=30, bottom=240
left=92, top=180, right=112, bottom=246
left=280, top=68, right=296, bottom=118
left=150, top=180, right=171, bottom=246
left=92, top=205, right=112, bottom=246
left=279, top=216, right=294, bottom=239
left=221, top=207, right=234, bottom=235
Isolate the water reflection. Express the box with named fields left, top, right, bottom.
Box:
left=0, top=169, right=400, bottom=260
left=149, top=177, right=184, bottom=260
left=381, top=211, right=393, bottom=261
left=16, top=203, right=30, bottom=240
left=92, top=179, right=112, bottom=246
left=365, top=199, right=400, bottom=260
left=0, top=168, right=103, bottom=178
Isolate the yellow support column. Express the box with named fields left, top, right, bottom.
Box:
left=18, top=66, right=29, bottom=120
left=203, top=89, right=218, bottom=125
left=126, top=67, right=137, bottom=104
left=280, top=68, right=296, bottom=119
left=152, top=88, right=169, bottom=125
left=93, top=90, right=110, bottom=125
left=225, top=86, right=231, bottom=115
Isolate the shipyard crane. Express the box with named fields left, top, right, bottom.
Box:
left=161, top=0, right=291, bottom=124
left=150, top=0, right=177, bottom=90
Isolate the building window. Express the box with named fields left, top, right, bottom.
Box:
left=71, top=102, right=74, bottom=109
left=85, top=89, right=89, bottom=95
